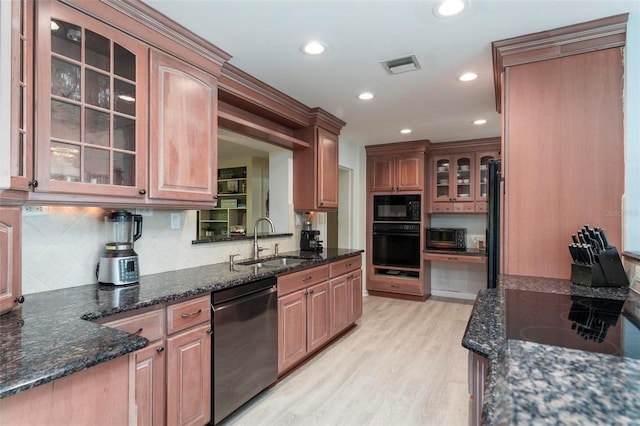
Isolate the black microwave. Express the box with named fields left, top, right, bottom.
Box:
left=426, top=228, right=467, bottom=250
left=373, top=194, right=421, bottom=222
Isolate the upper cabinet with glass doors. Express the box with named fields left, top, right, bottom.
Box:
left=34, top=1, right=147, bottom=197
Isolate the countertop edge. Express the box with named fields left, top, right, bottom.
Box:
left=0, top=249, right=364, bottom=400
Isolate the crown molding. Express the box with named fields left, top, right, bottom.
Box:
left=492, top=13, right=628, bottom=113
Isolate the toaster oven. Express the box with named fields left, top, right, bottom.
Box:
left=426, top=228, right=467, bottom=250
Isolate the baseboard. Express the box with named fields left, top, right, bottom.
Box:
left=431, top=289, right=478, bottom=300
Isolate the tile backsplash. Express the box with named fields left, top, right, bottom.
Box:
left=22, top=207, right=298, bottom=294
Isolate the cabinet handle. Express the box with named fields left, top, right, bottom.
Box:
left=346, top=263, right=352, bottom=267
left=447, top=257, right=459, bottom=261
left=181, top=309, right=202, bottom=318
left=206, top=329, right=213, bottom=335
left=302, top=276, right=312, bottom=282
left=14, top=295, right=25, bottom=304
left=309, top=289, right=314, bottom=294
left=138, top=189, right=147, bottom=195
left=156, top=346, right=165, bottom=354
left=135, top=328, right=143, bottom=334
left=28, top=180, right=38, bottom=189
left=304, top=289, right=309, bottom=295
left=348, top=274, right=353, bottom=279
left=390, top=284, right=400, bottom=289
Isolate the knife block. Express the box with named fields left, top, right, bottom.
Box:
left=570, top=247, right=629, bottom=287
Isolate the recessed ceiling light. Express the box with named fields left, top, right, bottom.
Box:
left=400, top=129, right=412, bottom=134
left=301, top=41, right=326, bottom=55
left=358, top=92, right=374, bottom=100
left=473, top=119, right=487, bottom=125
left=459, top=72, right=478, bottom=82
left=433, top=0, right=467, bottom=18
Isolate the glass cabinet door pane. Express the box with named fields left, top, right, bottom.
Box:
left=51, top=58, right=80, bottom=101
left=85, top=108, right=110, bottom=147
left=114, top=116, right=135, bottom=151
left=85, top=69, right=110, bottom=109
left=436, top=158, right=450, bottom=199
left=51, top=100, right=80, bottom=141
left=50, top=20, right=81, bottom=61
left=113, top=79, right=136, bottom=116
left=456, top=157, right=472, bottom=199
left=85, top=147, right=110, bottom=184
left=50, top=141, right=80, bottom=181
left=114, top=152, right=135, bottom=186
left=85, top=30, right=110, bottom=72
left=114, top=43, right=136, bottom=81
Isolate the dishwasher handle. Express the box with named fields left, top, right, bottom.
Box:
left=212, top=285, right=276, bottom=313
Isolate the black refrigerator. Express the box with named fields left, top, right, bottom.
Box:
left=486, top=159, right=501, bottom=288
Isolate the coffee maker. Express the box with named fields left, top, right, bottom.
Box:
left=300, top=220, right=323, bottom=252
left=98, top=211, right=143, bottom=285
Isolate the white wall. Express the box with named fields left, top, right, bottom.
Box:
left=624, top=12, right=640, bottom=251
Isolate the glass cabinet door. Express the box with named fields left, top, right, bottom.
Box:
left=434, top=157, right=451, bottom=200
left=35, top=1, right=146, bottom=196
left=454, top=155, right=474, bottom=200
left=476, top=152, right=499, bottom=201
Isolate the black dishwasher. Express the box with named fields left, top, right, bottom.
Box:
left=211, top=276, right=278, bottom=424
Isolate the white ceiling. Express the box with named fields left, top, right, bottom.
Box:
left=145, top=0, right=638, bottom=146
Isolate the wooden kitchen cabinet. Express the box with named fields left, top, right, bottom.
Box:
left=166, top=323, right=212, bottom=426
left=432, top=154, right=474, bottom=206
left=293, top=126, right=339, bottom=211
left=277, top=265, right=330, bottom=373
left=369, top=152, right=424, bottom=193
left=33, top=0, right=148, bottom=197
left=149, top=49, right=218, bottom=203
left=0, top=206, right=23, bottom=315
left=99, top=295, right=211, bottom=426
left=468, top=351, right=488, bottom=426
left=329, top=255, right=363, bottom=337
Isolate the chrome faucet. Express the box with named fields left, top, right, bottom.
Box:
left=253, top=216, right=275, bottom=259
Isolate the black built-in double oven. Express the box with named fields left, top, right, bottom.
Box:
left=371, top=194, right=421, bottom=269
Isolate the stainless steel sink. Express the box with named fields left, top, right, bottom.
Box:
left=237, top=256, right=304, bottom=268
left=261, top=257, right=305, bottom=267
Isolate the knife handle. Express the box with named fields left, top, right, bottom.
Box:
left=598, top=229, right=611, bottom=249
left=577, top=231, right=587, bottom=245
left=571, top=234, right=579, bottom=244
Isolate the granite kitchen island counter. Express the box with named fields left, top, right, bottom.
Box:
left=0, top=248, right=363, bottom=400
left=463, top=275, right=640, bottom=424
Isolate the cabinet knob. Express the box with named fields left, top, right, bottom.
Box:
left=28, top=180, right=38, bottom=189
left=139, top=189, right=147, bottom=195
left=14, top=295, right=25, bottom=304
left=156, top=346, right=165, bottom=354
left=309, top=289, right=314, bottom=294
left=206, top=329, right=213, bottom=335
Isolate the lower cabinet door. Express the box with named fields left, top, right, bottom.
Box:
left=329, top=277, right=350, bottom=337
left=349, top=270, right=363, bottom=323
left=278, top=289, right=308, bottom=374
left=307, top=281, right=330, bottom=351
left=134, top=341, right=165, bottom=426
left=166, top=323, right=211, bottom=426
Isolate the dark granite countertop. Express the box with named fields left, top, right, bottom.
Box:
left=424, top=248, right=487, bottom=256
left=0, top=248, right=363, bottom=400
left=462, top=274, right=640, bottom=424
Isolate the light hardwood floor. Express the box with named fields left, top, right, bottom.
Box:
left=221, top=295, right=474, bottom=426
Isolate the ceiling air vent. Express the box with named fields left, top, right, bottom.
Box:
left=381, top=55, right=421, bottom=75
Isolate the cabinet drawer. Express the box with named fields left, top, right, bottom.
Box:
left=278, top=265, right=329, bottom=296
left=475, top=202, right=488, bottom=213
left=453, top=202, right=475, bottom=213
left=103, top=309, right=164, bottom=342
left=369, top=279, right=423, bottom=295
left=167, top=296, right=211, bottom=335
left=425, top=253, right=486, bottom=264
left=432, top=202, right=453, bottom=213
left=329, top=256, right=362, bottom=278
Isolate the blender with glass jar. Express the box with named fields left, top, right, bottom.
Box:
left=98, top=211, right=143, bottom=285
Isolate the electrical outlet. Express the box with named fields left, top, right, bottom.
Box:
left=135, top=208, right=153, bottom=217
left=170, top=212, right=181, bottom=230
left=23, top=206, right=49, bottom=217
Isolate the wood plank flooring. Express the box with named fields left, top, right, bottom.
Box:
left=220, top=295, right=474, bottom=426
